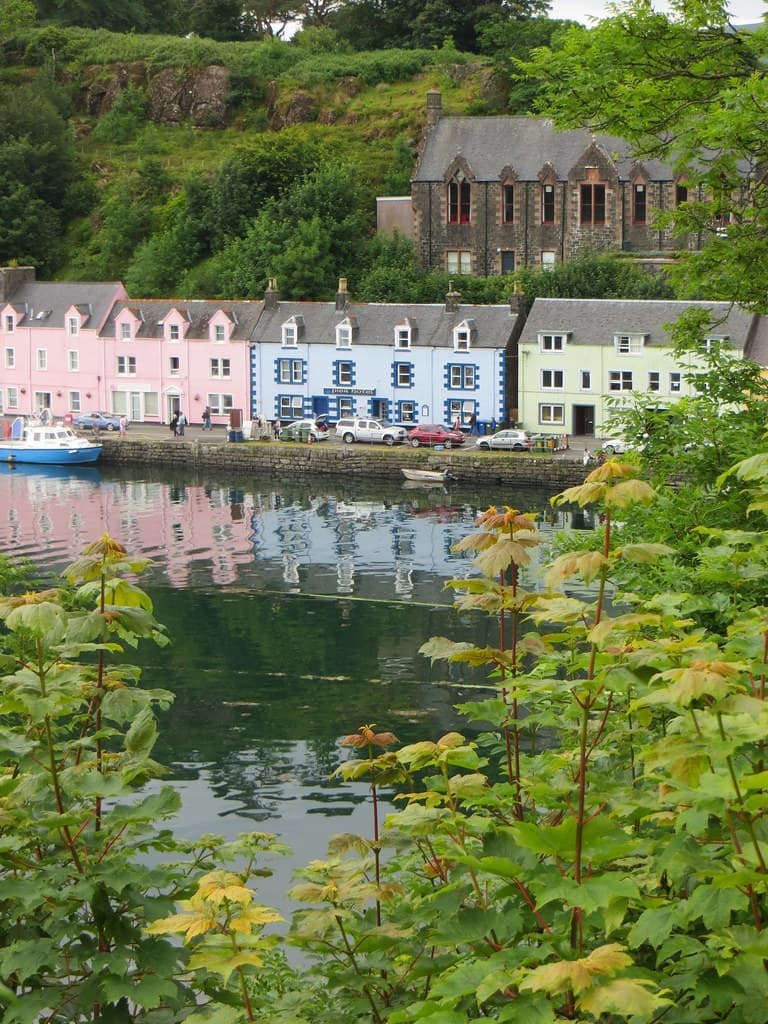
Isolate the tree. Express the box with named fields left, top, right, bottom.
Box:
left=0, top=0, right=35, bottom=41
left=522, top=2, right=768, bottom=311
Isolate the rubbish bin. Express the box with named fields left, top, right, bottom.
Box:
left=227, top=429, right=244, bottom=443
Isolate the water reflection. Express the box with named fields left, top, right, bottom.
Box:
left=0, top=460, right=593, bottom=904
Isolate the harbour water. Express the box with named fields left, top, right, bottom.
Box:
left=0, top=460, right=588, bottom=907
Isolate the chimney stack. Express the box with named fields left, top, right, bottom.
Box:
left=336, top=277, right=350, bottom=311
left=0, top=266, right=35, bottom=303
left=445, top=280, right=461, bottom=313
left=426, top=88, right=442, bottom=133
left=509, top=278, right=526, bottom=316
left=264, top=277, right=279, bottom=311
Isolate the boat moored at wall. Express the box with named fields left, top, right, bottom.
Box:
left=0, top=418, right=102, bottom=465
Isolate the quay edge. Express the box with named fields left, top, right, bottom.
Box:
left=99, top=436, right=588, bottom=489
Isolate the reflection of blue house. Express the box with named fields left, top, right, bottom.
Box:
left=249, top=278, right=525, bottom=429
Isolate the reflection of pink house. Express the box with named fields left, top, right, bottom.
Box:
left=0, top=267, right=126, bottom=421
left=100, top=298, right=262, bottom=426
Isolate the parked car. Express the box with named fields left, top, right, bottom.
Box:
left=278, top=418, right=329, bottom=442
left=407, top=424, right=465, bottom=448
left=72, top=411, right=122, bottom=431
left=475, top=429, right=532, bottom=452
left=335, top=418, right=408, bottom=446
left=601, top=437, right=632, bottom=455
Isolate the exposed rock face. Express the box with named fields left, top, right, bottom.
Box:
left=146, top=66, right=231, bottom=127
left=77, top=63, right=231, bottom=127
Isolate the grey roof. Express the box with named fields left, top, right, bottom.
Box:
left=101, top=299, right=264, bottom=341
left=520, top=298, right=758, bottom=351
left=250, top=300, right=520, bottom=349
left=744, top=314, right=768, bottom=366
left=414, top=117, right=677, bottom=183
left=6, top=281, right=124, bottom=331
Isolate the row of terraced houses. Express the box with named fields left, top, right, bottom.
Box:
left=1, top=266, right=766, bottom=438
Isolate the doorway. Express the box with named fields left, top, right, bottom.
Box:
left=572, top=404, right=595, bottom=436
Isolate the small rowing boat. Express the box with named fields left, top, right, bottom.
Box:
left=401, top=468, right=455, bottom=483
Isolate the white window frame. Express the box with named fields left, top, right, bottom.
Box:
left=336, top=323, right=352, bottom=349
left=648, top=370, right=660, bottom=392
left=69, top=390, right=81, bottom=412
left=119, top=322, right=132, bottom=341
left=117, top=355, right=137, bottom=376
left=208, top=393, right=234, bottom=415
left=278, top=394, right=303, bottom=419
left=395, top=363, right=412, bottom=387
left=446, top=250, right=471, bottom=275
left=453, top=325, right=471, bottom=352
left=67, top=350, right=79, bottom=372
left=449, top=365, right=475, bottom=389
left=168, top=323, right=180, bottom=342
left=4, top=314, right=14, bottom=333
left=282, top=323, right=298, bottom=347
left=67, top=316, right=79, bottom=337
left=541, top=251, right=555, bottom=271
left=394, top=326, right=411, bottom=349
left=169, top=356, right=181, bottom=376
left=580, top=369, right=591, bottom=390
left=338, top=360, right=353, bottom=386
left=279, top=359, right=303, bottom=384
left=539, top=333, right=566, bottom=353
left=214, top=324, right=226, bottom=343
left=669, top=371, right=682, bottom=393
left=7, top=386, right=18, bottom=409
left=539, top=403, right=565, bottom=426
left=4, top=346, right=14, bottom=369
left=36, top=349, right=47, bottom=371
left=210, top=358, right=231, bottom=378
left=541, top=368, right=564, bottom=390
left=609, top=370, right=633, bottom=391
left=615, top=333, right=645, bottom=356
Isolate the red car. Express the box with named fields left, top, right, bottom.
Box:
left=408, top=424, right=465, bottom=448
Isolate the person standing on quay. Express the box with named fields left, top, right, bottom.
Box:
left=177, top=410, right=187, bottom=436
left=170, top=410, right=179, bottom=436
left=202, top=406, right=212, bottom=431
left=119, top=414, right=127, bottom=437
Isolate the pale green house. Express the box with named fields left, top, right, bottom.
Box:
left=516, top=298, right=763, bottom=439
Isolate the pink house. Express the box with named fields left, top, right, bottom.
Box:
left=0, top=268, right=126, bottom=421
left=100, top=298, right=262, bottom=426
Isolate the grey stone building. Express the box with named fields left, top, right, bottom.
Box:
left=411, top=90, right=705, bottom=275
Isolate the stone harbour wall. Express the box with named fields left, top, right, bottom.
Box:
left=100, top=436, right=586, bottom=489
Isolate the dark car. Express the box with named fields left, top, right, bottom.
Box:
left=408, top=424, right=466, bottom=448
left=72, top=411, right=122, bottom=431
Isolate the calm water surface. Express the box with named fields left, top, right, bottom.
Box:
left=0, top=461, right=586, bottom=906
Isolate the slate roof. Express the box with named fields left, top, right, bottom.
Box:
left=414, top=117, right=677, bottom=183
left=520, top=299, right=758, bottom=351
left=101, top=299, right=264, bottom=341
left=6, top=281, right=124, bottom=331
left=250, top=300, right=520, bottom=349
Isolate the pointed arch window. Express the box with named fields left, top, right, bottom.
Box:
left=447, top=171, right=471, bottom=224
left=632, top=182, right=647, bottom=225
left=502, top=183, right=514, bottom=224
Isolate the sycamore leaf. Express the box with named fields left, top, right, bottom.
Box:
left=545, top=551, right=610, bottom=586
left=618, top=542, right=676, bottom=563
left=473, top=536, right=536, bottom=577
left=552, top=481, right=607, bottom=508
left=420, top=637, right=479, bottom=663
left=527, top=595, right=592, bottom=624
left=188, top=948, right=264, bottom=983
left=520, top=944, right=632, bottom=996
left=145, top=912, right=218, bottom=940
left=589, top=613, right=661, bottom=649
left=579, top=978, right=671, bottom=1018
left=448, top=772, right=488, bottom=798
left=604, top=479, right=657, bottom=509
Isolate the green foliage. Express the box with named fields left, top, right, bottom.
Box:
left=0, top=533, right=293, bottom=1021
left=516, top=252, right=677, bottom=305
left=521, top=5, right=768, bottom=312
left=91, top=83, right=147, bottom=143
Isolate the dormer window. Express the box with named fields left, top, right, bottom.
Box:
left=67, top=316, right=79, bottom=336
left=4, top=314, right=14, bottom=333
left=336, top=320, right=352, bottom=348
left=539, top=333, right=567, bottom=352
left=168, top=324, right=180, bottom=341
left=453, top=319, right=475, bottom=352
left=394, top=324, right=411, bottom=349
left=281, top=316, right=303, bottom=347
left=214, top=324, right=225, bottom=342
left=119, top=322, right=132, bottom=341
left=447, top=171, right=471, bottom=225
left=614, top=333, right=645, bottom=355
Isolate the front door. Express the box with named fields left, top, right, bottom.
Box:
left=130, top=392, right=142, bottom=422
left=572, top=404, right=595, bottom=436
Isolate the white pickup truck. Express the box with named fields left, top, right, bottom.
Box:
left=335, top=418, right=408, bottom=446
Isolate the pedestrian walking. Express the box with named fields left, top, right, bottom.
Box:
left=468, top=412, right=478, bottom=435
left=583, top=447, right=592, bottom=467
left=119, top=415, right=127, bottom=437
left=202, top=406, right=212, bottom=431
left=170, top=411, right=179, bottom=436
left=273, top=418, right=281, bottom=439
left=177, top=410, right=187, bottom=436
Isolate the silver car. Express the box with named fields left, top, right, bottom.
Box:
left=475, top=429, right=532, bottom=452
left=336, top=418, right=408, bottom=445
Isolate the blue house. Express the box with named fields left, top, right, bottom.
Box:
left=249, top=278, right=524, bottom=429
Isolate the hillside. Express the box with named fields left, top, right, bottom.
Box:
left=0, top=26, right=508, bottom=299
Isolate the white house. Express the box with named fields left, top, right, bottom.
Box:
left=516, top=298, right=761, bottom=436
left=249, top=279, right=524, bottom=429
